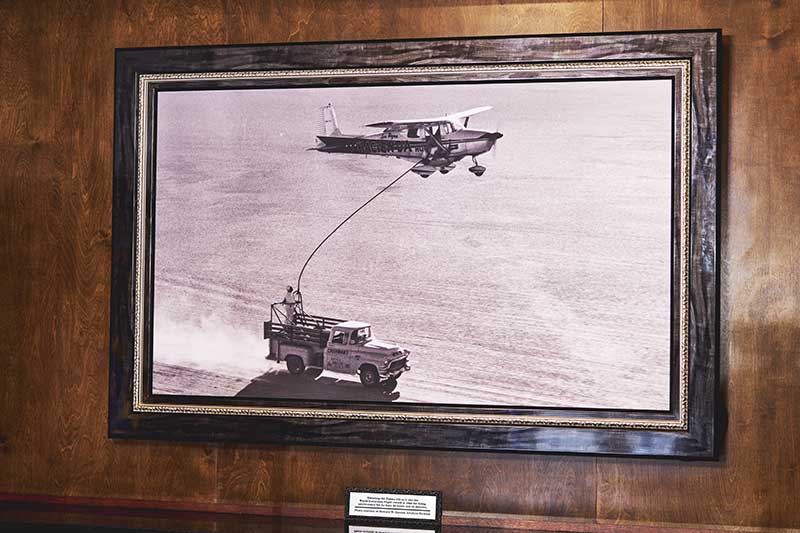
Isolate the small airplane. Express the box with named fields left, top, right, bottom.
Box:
left=311, top=103, right=503, bottom=178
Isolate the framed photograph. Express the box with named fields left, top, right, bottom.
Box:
left=110, top=30, right=721, bottom=457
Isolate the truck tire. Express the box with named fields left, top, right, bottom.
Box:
left=359, top=364, right=379, bottom=387
left=286, top=355, right=305, bottom=375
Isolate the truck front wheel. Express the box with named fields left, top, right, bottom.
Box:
left=359, top=365, right=380, bottom=387
left=286, top=355, right=305, bottom=375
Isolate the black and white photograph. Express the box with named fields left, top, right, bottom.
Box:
left=150, top=78, right=674, bottom=409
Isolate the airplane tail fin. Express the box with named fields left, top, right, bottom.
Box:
left=321, top=103, right=342, bottom=136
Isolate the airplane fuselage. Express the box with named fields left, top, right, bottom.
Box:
left=315, top=129, right=501, bottom=168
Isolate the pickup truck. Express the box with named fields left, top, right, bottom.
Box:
left=263, top=305, right=410, bottom=387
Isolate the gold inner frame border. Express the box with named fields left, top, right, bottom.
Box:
left=131, top=60, right=692, bottom=430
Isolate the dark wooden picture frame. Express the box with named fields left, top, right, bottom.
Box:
left=110, top=30, right=720, bottom=457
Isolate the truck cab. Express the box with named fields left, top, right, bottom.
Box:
left=324, top=321, right=410, bottom=386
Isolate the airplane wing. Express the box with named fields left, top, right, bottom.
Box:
left=364, top=119, right=445, bottom=129
left=443, top=106, right=493, bottom=124
left=365, top=106, right=492, bottom=129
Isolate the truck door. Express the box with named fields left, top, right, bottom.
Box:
left=325, top=329, right=351, bottom=373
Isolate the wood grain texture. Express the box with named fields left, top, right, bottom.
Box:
left=216, top=445, right=596, bottom=516
left=0, top=0, right=221, bottom=502
left=598, top=0, right=800, bottom=528
left=1, top=0, right=798, bottom=529
left=224, top=0, right=603, bottom=43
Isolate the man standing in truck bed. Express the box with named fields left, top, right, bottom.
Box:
left=282, top=285, right=297, bottom=324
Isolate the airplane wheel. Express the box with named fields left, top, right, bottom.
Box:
left=440, top=168, right=449, bottom=174
left=469, top=165, right=486, bottom=177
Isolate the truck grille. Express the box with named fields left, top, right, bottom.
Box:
left=389, top=357, right=407, bottom=372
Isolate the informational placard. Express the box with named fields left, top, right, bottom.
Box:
left=346, top=488, right=442, bottom=524
left=347, top=525, right=438, bottom=533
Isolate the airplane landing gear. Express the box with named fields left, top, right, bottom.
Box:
left=439, top=163, right=456, bottom=174
left=411, top=164, right=436, bottom=179
left=468, top=156, right=486, bottom=177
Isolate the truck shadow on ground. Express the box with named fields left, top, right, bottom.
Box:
left=235, top=367, right=401, bottom=402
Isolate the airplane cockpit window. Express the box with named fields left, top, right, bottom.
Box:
left=407, top=127, right=419, bottom=138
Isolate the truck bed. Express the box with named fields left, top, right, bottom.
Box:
left=263, top=312, right=345, bottom=347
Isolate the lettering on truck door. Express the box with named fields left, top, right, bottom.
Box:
left=326, top=330, right=350, bottom=373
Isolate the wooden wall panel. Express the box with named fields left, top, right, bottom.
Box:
left=216, top=445, right=597, bottom=516
left=1, top=0, right=798, bottom=529
left=224, top=0, right=603, bottom=43
left=0, top=0, right=222, bottom=502
left=598, top=1, right=800, bottom=528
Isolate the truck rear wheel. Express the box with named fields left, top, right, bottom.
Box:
left=286, top=355, right=305, bottom=375
left=359, top=365, right=379, bottom=387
